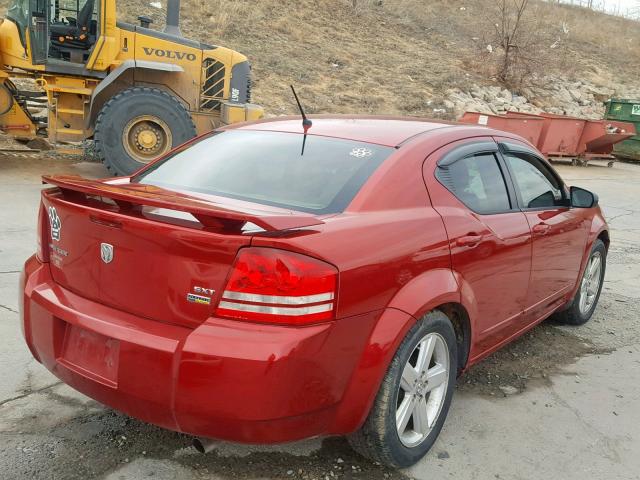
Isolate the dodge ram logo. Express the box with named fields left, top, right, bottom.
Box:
left=48, top=206, right=61, bottom=241
left=100, top=243, right=114, bottom=264
left=142, top=47, right=196, bottom=61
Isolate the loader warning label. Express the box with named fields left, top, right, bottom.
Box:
left=632, top=105, right=640, bottom=116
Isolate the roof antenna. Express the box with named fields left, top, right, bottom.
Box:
left=290, top=85, right=312, bottom=130
left=290, top=85, right=312, bottom=155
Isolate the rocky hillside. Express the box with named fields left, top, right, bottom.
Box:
left=1, top=0, right=639, bottom=120
left=119, top=0, right=640, bottom=120
left=444, top=76, right=623, bottom=119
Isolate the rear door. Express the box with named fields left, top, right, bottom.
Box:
left=424, top=139, right=532, bottom=357
left=497, top=140, right=587, bottom=320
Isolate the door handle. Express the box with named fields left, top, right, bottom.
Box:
left=457, top=234, right=483, bottom=247
left=532, top=223, right=551, bottom=235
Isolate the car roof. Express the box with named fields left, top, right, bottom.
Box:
left=231, top=115, right=456, bottom=147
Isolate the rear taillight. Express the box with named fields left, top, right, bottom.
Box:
left=36, top=203, right=49, bottom=262
left=216, top=247, right=338, bottom=326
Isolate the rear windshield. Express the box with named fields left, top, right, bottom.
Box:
left=134, top=130, right=393, bottom=214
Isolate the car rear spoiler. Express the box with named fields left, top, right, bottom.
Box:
left=42, top=175, right=325, bottom=231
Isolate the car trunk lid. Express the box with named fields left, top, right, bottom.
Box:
left=41, top=175, right=325, bottom=328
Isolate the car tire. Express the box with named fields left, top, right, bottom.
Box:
left=94, top=86, right=196, bottom=176
left=348, top=310, right=457, bottom=468
left=554, top=239, right=606, bottom=326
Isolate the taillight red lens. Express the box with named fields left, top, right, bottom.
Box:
left=216, top=247, right=338, bottom=325
left=36, top=203, right=49, bottom=262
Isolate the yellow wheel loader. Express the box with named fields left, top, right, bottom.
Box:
left=0, top=0, right=263, bottom=174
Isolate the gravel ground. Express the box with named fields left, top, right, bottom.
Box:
left=1, top=155, right=639, bottom=480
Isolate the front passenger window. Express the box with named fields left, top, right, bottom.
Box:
left=504, top=154, right=565, bottom=209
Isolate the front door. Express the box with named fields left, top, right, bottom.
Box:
left=424, top=139, right=532, bottom=359
left=29, top=0, right=48, bottom=63
left=499, top=141, right=587, bottom=321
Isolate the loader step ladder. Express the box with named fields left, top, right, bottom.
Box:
left=47, top=83, right=90, bottom=154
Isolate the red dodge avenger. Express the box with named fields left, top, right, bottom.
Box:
left=21, top=116, right=608, bottom=467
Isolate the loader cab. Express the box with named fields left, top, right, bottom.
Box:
left=6, top=0, right=99, bottom=66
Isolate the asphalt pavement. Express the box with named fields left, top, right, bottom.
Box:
left=1, top=155, right=638, bottom=480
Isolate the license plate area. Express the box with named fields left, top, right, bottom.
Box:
left=59, top=324, right=120, bottom=388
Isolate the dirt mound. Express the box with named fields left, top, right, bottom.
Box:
left=110, top=0, right=638, bottom=119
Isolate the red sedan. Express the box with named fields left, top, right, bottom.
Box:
left=21, top=116, right=608, bottom=467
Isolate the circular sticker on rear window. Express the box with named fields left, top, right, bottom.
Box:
left=350, top=147, right=373, bottom=158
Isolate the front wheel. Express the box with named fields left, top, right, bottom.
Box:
left=554, top=239, right=606, bottom=325
left=348, top=310, right=457, bottom=468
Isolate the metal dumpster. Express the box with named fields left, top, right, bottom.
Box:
left=460, top=110, right=635, bottom=166
left=604, top=99, right=640, bottom=161
left=503, top=111, right=586, bottom=155
left=579, top=119, right=634, bottom=156
left=458, top=112, right=544, bottom=146
left=536, top=113, right=587, bottom=157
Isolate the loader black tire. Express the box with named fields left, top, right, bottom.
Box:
left=94, top=87, right=196, bottom=176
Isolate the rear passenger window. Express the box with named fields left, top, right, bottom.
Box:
left=504, top=153, right=565, bottom=209
left=436, top=153, right=511, bottom=214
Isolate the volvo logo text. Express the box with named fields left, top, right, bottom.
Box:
left=142, top=47, right=196, bottom=61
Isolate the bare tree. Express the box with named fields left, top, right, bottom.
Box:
left=478, top=0, right=570, bottom=90
left=493, top=0, right=530, bottom=83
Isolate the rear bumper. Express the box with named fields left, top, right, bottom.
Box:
left=20, top=255, right=402, bottom=443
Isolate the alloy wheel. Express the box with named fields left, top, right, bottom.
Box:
left=579, top=251, right=602, bottom=316
left=395, top=332, right=450, bottom=448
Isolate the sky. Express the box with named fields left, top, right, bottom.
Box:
left=590, top=0, right=638, bottom=15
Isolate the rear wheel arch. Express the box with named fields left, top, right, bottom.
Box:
left=386, top=269, right=472, bottom=372
left=386, top=268, right=460, bottom=319
left=332, top=270, right=470, bottom=434
left=347, top=309, right=458, bottom=467
left=437, top=302, right=472, bottom=372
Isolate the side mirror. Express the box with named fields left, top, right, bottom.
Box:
left=570, top=186, right=598, bottom=208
